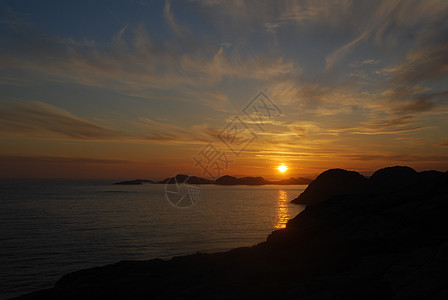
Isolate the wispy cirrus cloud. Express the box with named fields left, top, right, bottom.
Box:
left=0, top=155, right=134, bottom=165
left=0, top=11, right=296, bottom=111
left=2, top=0, right=446, bottom=118
left=164, top=0, right=191, bottom=38
left=380, top=36, right=448, bottom=114
left=368, top=116, right=415, bottom=129
left=331, top=115, right=426, bottom=135
left=0, top=100, right=218, bottom=145
left=350, top=59, right=381, bottom=68
left=340, top=153, right=448, bottom=163
left=138, top=117, right=218, bottom=144
left=212, top=0, right=448, bottom=118
left=0, top=100, right=120, bottom=140
left=441, top=137, right=448, bottom=147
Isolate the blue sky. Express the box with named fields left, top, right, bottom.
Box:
left=1, top=0, right=448, bottom=179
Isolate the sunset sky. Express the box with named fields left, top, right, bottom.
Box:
left=1, top=0, right=448, bottom=179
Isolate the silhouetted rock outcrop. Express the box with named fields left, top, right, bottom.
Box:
left=114, top=180, right=142, bottom=185
left=114, top=179, right=154, bottom=185
left=238, top=176, right=267, bottom=185
left=158, top=174, right=188, bottom=184
left=158, top=174, right=213, bottom=184
left=418, top=170, right=446, bottom=187
left=291, top=169, right=367, bottom=204
left=291, top=166, right=446, bottom=205
left=214, top=175, right=268, bottom=185
left=17, top=166, right=448, bottom=299
left=214, top=175, right=240, bottom=185
left=275, top=177, right=313, bottom=185
left=368, top=165, right=419, bottom=193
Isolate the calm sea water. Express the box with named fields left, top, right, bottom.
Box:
left=0, top=179, right=306, bottom=299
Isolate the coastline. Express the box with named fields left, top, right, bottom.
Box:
left=14, top=166, right=448, bottom=299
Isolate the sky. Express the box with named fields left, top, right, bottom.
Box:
left=1, top=0, right=448, bottom=179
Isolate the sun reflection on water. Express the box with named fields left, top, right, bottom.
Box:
left=274, top=190, right=290, bottom=229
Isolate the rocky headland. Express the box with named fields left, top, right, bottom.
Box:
left=17, top=166, right=448, bottom=299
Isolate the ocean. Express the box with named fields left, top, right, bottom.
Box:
left=0, top=179, right=306, bottom=299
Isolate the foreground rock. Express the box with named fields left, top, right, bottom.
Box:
left=16, top=166, right=448, bottom=299
left=291, top=166, right=445, bottom=205
left=291, top=169, right=367, bottom=204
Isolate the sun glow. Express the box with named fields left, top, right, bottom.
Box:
left=277, top=165, right=287, bottom=173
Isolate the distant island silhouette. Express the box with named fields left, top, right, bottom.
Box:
left=114, top=175, right=313, bottom=185
left=114, top=179, right=155, bottom=185
left=17, top=166, right=448, bottom=299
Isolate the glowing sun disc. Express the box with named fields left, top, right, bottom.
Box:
left=278, top=165, right=287, bottom=172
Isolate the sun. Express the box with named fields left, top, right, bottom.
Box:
left=277, top=165, right=288, bottom=173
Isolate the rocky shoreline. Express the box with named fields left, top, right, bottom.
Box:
left=15, top=166, right=448, bottom=299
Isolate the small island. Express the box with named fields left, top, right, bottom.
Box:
left=114, top=179, right=155, bottom=185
